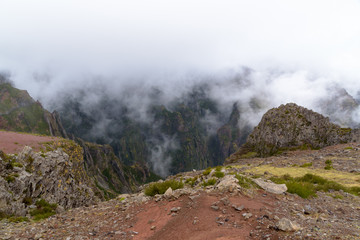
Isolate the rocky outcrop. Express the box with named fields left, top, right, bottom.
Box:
left=0, top=145, right=97, bottom=217
left=45, top=110, right=68, bottom=138
left=228, top=103, right=358, bottom=160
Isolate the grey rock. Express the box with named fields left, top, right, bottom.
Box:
left=0, top=146, right=97, bottom=217
left=216, top=175, right=239, bottom=192
left=164, top=187, right=173, bottom=199
left=253, top=178, right=287, bottom=194
left=232, top=204, right=244, bottom=211
left=277, top=218, right=302, bottom=232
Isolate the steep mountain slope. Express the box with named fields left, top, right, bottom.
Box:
left=0, top=79, right=67, bottom=137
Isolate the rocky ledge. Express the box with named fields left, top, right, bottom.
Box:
left=0, top=144, right=98, bottom=218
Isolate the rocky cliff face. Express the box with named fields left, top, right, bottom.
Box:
left=0, top=81, right=67, bottom=137
left=78, top=139, right=160, bottom=200
left=228, top=103, right=358, bottom=161
left=0, top=142, right=97, bottom=217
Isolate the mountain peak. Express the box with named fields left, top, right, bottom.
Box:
left=227, top=103, right=357, bottom=161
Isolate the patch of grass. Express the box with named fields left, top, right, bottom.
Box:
left=235, top=174, right=256, bottom=189
left=240, top=151, right=258, bottom=159
left=144, top=179, right=184, bottom=196
left=270, top=173, right=360, bottom=199
left=244, top=165, right=360, bottom=187
left=344, top=146, right=353, bottom=150
left=300, top=162, right=313, bottom=168
left=30, top=199, right=57, bottom=221
left=202, top=178, right=217, bottom=187
left=214, top=171, right=225, bottom=178
left=330, top=194, right=344, bottom=199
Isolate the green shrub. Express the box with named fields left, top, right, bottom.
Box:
left=300, top=162, right=313, bottom=168
left=324, top=160, right=333, bottom=170
left=215, top=166, right=223, bottom=172
left=203, top=167, right=212, bottom=176
left=30, top=199, right=57, bottom=221
left=8, top=216, right=29, bottom=223
left=286, top=181, right=317, bottom=198
left=144, top=180, right=184, bottom=196
left=185, top=176, right=198, bottom=187
left=214, top=171, right=225, bottom=178
left=270, top=173, right=360, bottom=199
left=202, top=178, right=217, bottom=187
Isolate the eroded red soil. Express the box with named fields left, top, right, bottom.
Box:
left=0, top=131, right=60, bottom=153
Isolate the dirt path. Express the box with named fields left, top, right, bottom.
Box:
left=0, top=131, right=59, bottom=153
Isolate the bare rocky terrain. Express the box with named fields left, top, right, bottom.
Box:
left=1, top=142, right=359, bottom=240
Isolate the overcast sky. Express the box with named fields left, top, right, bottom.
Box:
left=1, top=0, right=360, bottom=101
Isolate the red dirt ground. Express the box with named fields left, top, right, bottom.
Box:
left=130, top=192, right=278, bottom=240
left=0, top=131, right=60, bottom=154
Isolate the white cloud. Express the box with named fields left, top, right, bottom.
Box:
left=0, top=0, right=360, bottom=109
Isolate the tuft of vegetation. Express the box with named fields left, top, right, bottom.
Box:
left=0, top=211, right=29, bottom=223
left=202, top=178, right=217, bottom=187
left=215, top=166, right=223, bottom=172
left=270, top=173, right=360, bottom=199
left=8, top=216, right=29, bottom=223
left=144, top=179, right=184, bottom=196
left=203, top=167, right=212, bottom=176
left=344, top=146, right=353, bottom=150
left=300, top=162, right=313, bottom=168
left=4, top=173, right=19, bottom=183
left=240, top=151, right=257, bottom=159
left=22, top=197, right=32, bottom=206
left=29, top=199, right=57, bottom=221
left=185, top=176, right=198, bottom=187
left=214, top=171, right=225, bottom=178
left=324, top=160, right=333, bottom=170
left=235, top=174, right=256, bottom=189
